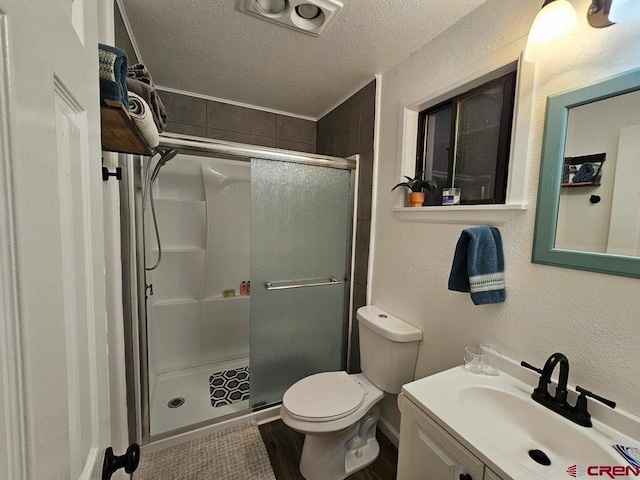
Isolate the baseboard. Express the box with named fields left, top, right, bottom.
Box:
left=256, top=408, right=281, bottom=426
left=378, top=416, right=399, bottom=448
left=141, top=405, right=281, bottom=454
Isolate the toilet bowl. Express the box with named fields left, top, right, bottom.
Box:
left=280, top=305, right=422, bottom=480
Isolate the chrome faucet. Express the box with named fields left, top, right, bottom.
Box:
left=521, top=353, right=616, bottom=427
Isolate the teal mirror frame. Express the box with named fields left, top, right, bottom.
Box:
left=532, top=67, right=640, bottom=278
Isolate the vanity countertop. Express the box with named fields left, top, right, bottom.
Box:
left=401, top=358, right=640, bottom=480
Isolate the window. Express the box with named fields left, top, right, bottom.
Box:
left=416, top=68, right=517, bottom=205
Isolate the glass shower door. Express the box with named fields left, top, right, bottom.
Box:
left=250, top=159, right=354, bottom=408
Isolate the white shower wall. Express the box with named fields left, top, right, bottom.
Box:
left=145, top=154, right=251, bottom=393
left=200, top=159, right=251, bottom=365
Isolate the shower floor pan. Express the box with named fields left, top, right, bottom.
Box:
left=150, top=357, right=249, bottom=436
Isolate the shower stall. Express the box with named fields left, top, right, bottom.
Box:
left=129, top=135, right=357, bottom=443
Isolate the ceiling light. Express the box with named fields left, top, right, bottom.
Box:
left=296, top=4, right=321, bottom=19
left=255, top=0, right=287, bottom=15
left=240, top=0, right=342, bottom=36
left=524, top=0, right=578, bottom=63
left=608, top=0, right=640, bottom=23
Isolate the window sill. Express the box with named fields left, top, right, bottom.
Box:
left=393, top=204, right=526, bottom=225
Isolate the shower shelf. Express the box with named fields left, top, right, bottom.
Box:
left=203, top=295, right=250, bottom=302
left=155, top=198, right=206, bottom=204
left=151, top=247, right=205, bottom=253
left=100, top=100, right=154, bottom=156
left=152, top=298, right=199, bottom=307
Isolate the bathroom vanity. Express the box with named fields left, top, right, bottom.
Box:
left=398, top=395, right=503, bottom=480
left=397, top=358, right=640, bottom=480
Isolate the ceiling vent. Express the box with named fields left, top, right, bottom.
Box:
left=239, top=0, right=343, bottom=36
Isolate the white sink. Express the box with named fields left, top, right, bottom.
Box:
left=402, top=361, right=640, bottom=479
left=459, top=385, right=620, bottom=477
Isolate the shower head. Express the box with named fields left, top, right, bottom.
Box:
left=150, top=148, right=179, bottom=181
left=159, top=148, right=178, bottom=164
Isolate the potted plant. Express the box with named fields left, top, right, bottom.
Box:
left=392, top=171, right=437, bottom=207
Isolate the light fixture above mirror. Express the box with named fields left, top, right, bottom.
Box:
left=524, top=0, right=578, bottom=63
left=588, top=0, right=640, bottom=26
left=588, top=0, right=615, bottom=28
left=526, top=0, right=640, bottom=63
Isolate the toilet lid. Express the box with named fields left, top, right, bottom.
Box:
left=283, top=372, right=365, bottom=422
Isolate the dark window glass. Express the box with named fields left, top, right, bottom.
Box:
left=416, top=70, right=517, bottom=205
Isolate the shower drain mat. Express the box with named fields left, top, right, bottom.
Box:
left=209, top=366, right=250, bottom=408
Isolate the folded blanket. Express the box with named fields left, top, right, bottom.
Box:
left=98, top=44, right=129, bottom=108
left=126, top=63, right=167, bottom=132
left=448, top=225, right=505, bottom=305
left=128, top=92, right=160, bottom=148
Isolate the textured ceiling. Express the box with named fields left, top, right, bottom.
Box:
left=120, top=0, right=489, bottom=118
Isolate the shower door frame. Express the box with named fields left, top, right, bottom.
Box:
left=132, top=133, right=359, bottom=445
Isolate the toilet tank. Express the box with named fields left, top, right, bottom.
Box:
left=357, top=305, right=422, bottom=394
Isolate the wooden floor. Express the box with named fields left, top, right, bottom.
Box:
left=259, top=420, right=398, bottom=480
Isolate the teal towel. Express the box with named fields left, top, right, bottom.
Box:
left=448, top=226, right=505, bottom=305
left=572, top=162, right=597, bottom=183
left=98, top=43, right=129, bottom=108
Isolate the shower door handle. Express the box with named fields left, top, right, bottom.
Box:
left=264, top=276, right=343, bottom=291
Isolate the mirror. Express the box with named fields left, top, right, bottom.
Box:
left=532, top=67, right=640, bottom=278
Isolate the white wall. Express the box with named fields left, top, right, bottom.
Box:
left=372, top=0, right=640, bottom=431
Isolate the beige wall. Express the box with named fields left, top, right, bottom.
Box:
left=372, top=0, right=640, bottom=431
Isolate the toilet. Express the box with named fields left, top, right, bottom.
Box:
left=280, top=305, right=422, bottom=480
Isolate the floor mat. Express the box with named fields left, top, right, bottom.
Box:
left=209, top=365, right=250, bottom=407
left=134, top=422, right=276, bottom=480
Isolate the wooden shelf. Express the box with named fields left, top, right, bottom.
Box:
left=561, top=182, right=601, bottom=188
left=100, top=100, right=154, bottom=156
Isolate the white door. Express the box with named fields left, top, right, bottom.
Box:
left=607, top=124, right=640, bottom=256
left=0, top=0, right=111, bottom=479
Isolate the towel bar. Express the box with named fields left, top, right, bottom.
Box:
left=264, top=276, right=343, bottom=291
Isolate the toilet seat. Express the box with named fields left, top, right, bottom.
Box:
left=283, top=371, right=365, bottom=422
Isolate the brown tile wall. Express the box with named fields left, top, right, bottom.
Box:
left=316, top=79, right=376, bottom=373
left=160, top=90, right=316, bottom=153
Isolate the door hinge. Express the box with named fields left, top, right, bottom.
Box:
left=102, top=166, right=122, bottom=182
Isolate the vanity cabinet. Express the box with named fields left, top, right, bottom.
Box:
left=398, top=396, right=485, bottom=479
left=398, top=396, right=505, bottom=480
left=484, top=467, right=504, bottom=480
